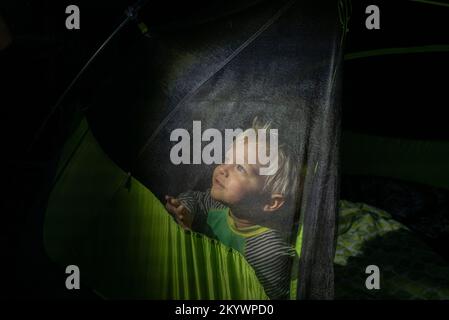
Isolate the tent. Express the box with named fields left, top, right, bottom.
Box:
left=42, top=0, right=343, bottom=299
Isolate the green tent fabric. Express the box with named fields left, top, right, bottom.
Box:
left=335, top=200, right=449, bottom=299
left=45, top=117, right=269, bottom=299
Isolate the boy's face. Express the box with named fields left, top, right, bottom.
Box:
left=211, top=139, right=267, bottom=210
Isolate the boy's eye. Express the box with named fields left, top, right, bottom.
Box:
left=236, top=164, right=247, bottom=174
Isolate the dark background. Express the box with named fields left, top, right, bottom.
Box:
left=0, top=0, right=448, bottom=299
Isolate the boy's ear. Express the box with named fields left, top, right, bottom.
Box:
left=263, top=193, right=285, bottom=212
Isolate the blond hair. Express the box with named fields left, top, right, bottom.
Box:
left=234, top=117, right=299, bottom=200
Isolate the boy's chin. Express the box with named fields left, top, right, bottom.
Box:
left=210, top=187, right=222, bottom=201
left=211, top=187, right=229, bottom=205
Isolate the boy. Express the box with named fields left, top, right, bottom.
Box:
left=165, top=119, right=299, bottom=299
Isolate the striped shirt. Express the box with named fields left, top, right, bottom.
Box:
left=177, top=189, right=295, bottom=299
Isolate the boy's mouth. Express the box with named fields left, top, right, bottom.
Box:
left=214, top=177, right=225, bottom=189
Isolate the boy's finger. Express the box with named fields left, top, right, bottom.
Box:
left=165, top=203, right=177, bottom=215
left=176, top=209, right=184, bottom=219
left=170, top=198, right=181, bottom=206
left=176, top=208, right=188, bottom=219
left=166, top=195, right=181, bottom=207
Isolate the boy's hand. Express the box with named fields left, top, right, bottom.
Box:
left=165, top=195, right=193, bottom=230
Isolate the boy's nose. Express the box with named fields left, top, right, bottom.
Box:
left=219, top=164, right=230, bottom=177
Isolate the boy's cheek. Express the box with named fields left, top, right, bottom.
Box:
left=214, top=185, right=240, bottom=204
